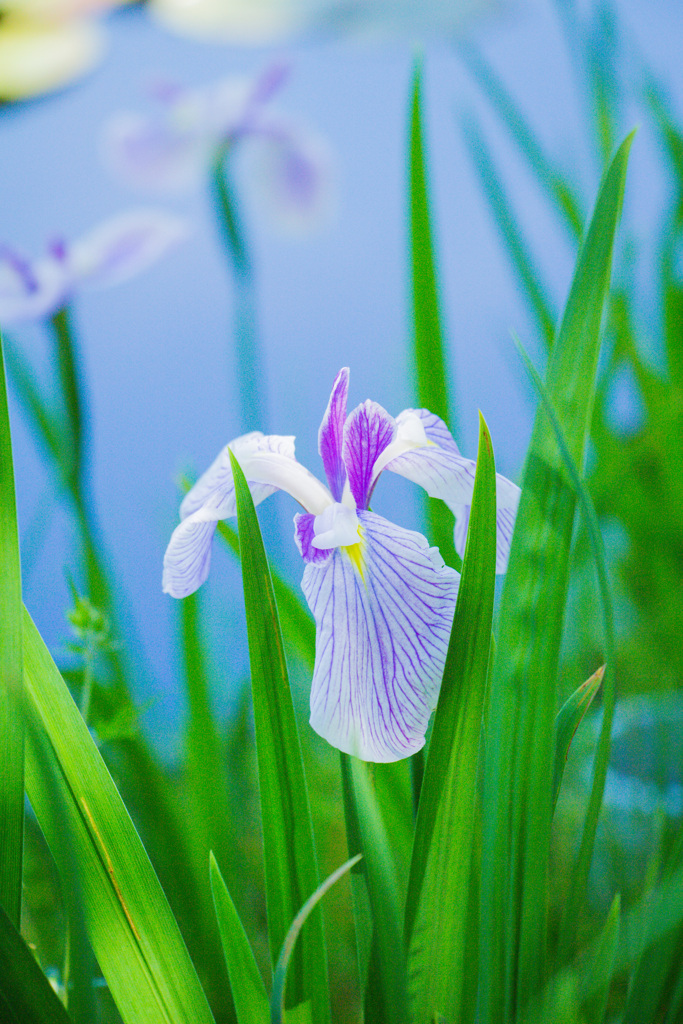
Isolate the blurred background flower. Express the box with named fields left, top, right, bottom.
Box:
left=0, top=0, right=131, bottom=101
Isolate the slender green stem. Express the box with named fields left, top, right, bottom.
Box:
left=210, top=142, right=268, bottom=433
left=50, top=306, right=86, bottom=492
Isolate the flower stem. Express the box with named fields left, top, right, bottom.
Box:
left=210, top=142, right=268, bottom=433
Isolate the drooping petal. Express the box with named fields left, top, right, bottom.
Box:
left=0, top=249, right=68, bottom=324
left=180, top=431, right=332, bottom=523
left=302, top=510, right=459, bottom=762
left=67, top=208, right=189, bottom=290
left=101, top=110, right=209, bottom=193
left=241, top=123, right=335, bottom=234
left=318, top=367, right=348, bottom=501
left=343, top=399, right=396, bottom=510
left=162, top=514, right=217, bottom=598
left=453, top=473, right=521, bottom=573
left=294, top=512, right=333, bottom=566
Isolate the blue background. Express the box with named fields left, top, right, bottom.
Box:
left=2, top=0, right=681, bottom=755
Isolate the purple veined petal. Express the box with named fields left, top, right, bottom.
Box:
left=102, top=109, right=210, bottom=193
left=318, top=367, right=349, bottom=501
left=294, top=512, right=333, bottom=566
left=0, top=249, right=69, bottom=324
left=343, top=399, right=396, bottom=510
left=67, top=208, right=189, bottom=290
left=180, top=431, right=332, bottom=523
left=240, top=122, right=336, bottom=235
left=162, top=513, right=217, bottom=598
left=453, top=473, right=521, bottom=574
left=302, top=510, right=460, bottom=762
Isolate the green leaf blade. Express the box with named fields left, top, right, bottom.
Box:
left=405, top=412, right=497, bottom=1023
left=0, top=334, right=24, bottom=929
left=229, top=451, right=330, bottom=1024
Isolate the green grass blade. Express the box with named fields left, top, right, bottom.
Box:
left=22, top=607, right=216, bottom=1024
left=478, top=132, right=633, bottom=1022
left=0, top=333, right=24, bottom=929
left=270, top=854, right=361, bottom=1024
left=0, top=901, right=74, bottom=1024
left=209, top=852, right=270, bottom=1024
left=513, top=336, right=618, bottom=927
left=462, top=114, right=557, bottom=348
left=229, top=451, right=330, bottom=1024
left=459, top=43, right=585, bottom=239
left=552, top=664, right=604, bottom=809
left=50, top=306, right=85, bottom=490
left=405, top=412, right=496, bottom=1023
left=408, top=60, right=458, bottom=570
left=2, top=332, right=66, bottom=471
left=581, top=893, right=620, bottom=1024
left=348, top=757, right=407, bottom=1024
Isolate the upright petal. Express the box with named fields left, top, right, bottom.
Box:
left=343, top=399, right=396, bottom=510
left=68, top=208, right=189, bottom=290
left=302, top=510, right=459, bottom=762
left=318, top=367, right=348, bottom=501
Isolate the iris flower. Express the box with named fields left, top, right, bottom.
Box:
left=102, top=66, right=334, bottom=234
left=0, top=208, right=188, bottom=325
left=163, top=368, right=520, bottom=762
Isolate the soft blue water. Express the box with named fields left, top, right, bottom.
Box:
left=2, top=0, right=680, bottom=756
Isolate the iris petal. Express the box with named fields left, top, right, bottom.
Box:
left=453, top=473, right=520, bottom=573
left=302, top=510, right=459, bottom=762
left=343, top=399, right=395, bottom=510
left=162, top=515, right=216, bottom=598
left=318, top=367, right=349, bottom=501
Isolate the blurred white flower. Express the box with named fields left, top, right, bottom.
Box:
left=0, top=0, right=131, bottom=101
left=148, top=0, right=502, bottom=46
left=0, top=208, right=189, bottom=325
left=102, top=67, right=335, bottom=234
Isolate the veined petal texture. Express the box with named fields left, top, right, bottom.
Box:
left=302, top=511, right=459, bottom=762
left=453, top=472, right=520, bottom=574
left=343, top=399, right=395, bottom=509
left=318, top=366, right=348, bottom=501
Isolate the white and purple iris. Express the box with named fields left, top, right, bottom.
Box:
left=102, top=66, right=334, bottom=234
left=163, top=368, right=520, bottom=762
left=0, top=208, right=188, bottom=325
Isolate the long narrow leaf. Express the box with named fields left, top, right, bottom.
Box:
left=408, top=61, right=458, bottom=570
left=0, top=902, right=74, bottom=1024
left=478, top=132, right=633, bottom=1022
left=405, top=412, right=497, bottom=1023
left=462, top=114, right=557, bottom=348
left=229, top=451, right=330, bottom=1024
left=0, top=333, right=24, bottom=929
left=271, top=854, right=361, bottom=1024
left=552, top=665, right=604, bottom=809
left=210, top=852, right=269, bottom=1024
left=22, top=607, right=216, bottom=1024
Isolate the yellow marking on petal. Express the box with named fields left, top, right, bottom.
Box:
left=342, top=526, right=366, bottom=582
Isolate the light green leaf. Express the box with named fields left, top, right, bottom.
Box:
left=408, top=60, right=458, bottom=571
left=581, top=893, right=620, bottom=1024
left=229, top=451, right=330, bottom=1024
left=0, top=333, right=24, bottom=929
left=270, top=854, right=361, bottom=1024
left=209, top=852, right=269, bottom=1024
left=478, top=131, right=633, bottom=1022
left=552, top=665, right=604, bottom=809
left=405, top=412, right=497, bottom=1024
left=22, top=607, right=216, bottom=1024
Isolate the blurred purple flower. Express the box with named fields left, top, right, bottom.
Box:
left=163, top=367, right=520, bottom=762
left=0, top=208, right=188, bottom=325
left=102, top=66, right=335, bottom=234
